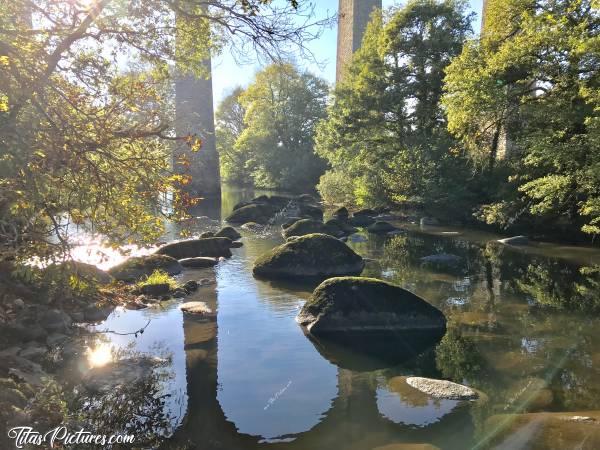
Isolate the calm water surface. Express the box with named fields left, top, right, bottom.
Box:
left=75, top=185, right=600, bottom=449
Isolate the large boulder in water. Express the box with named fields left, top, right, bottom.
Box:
left=49, top=261, right=113, bottom=285
left=332, top=206, right=349, bottom=221
left=253, top=233, right=364, bottom=279
left=299, top=203, right=324, bottom=221
left=297, top=277, right=446, bottom=336
left=214, top=226, right=241, bottom=240
left=349, top=215, right=376, bottom=227
left=155, top=237, right=232, bottom=259
left=108, top=255, right=182, bottom=282
left=367, top=221, right=398, bottom=233
left=282, top=219, right=340, bottom=239
left=225, top=203, right=275, bottom=224
left=179, top=257, right=218, bottom=268
left=325, top=218, right=357, bottom=235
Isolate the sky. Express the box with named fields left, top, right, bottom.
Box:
left=211, top=0, right=484, bottom=108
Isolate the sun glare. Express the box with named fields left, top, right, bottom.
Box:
left=87, top=343, right=113, bottom=368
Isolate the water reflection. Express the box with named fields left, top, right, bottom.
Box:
left=60, top=185, right=600, bottom=450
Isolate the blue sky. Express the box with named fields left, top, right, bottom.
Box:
left=212, top=0, right=484, bottom=108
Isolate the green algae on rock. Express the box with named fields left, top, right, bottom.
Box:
left=108, top=255, right=182, bottom=282
left=253, top=233, right=364, bottom=279
left=297, top=277, right=446, bottom=336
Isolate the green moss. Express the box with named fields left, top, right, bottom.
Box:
left=136, top=269, right=178, bottom=290
left=253, top=233, right=364, bottom=278
left=282, top=219, right=333, bottom=238
left=304, top=276, right=444, bottom=319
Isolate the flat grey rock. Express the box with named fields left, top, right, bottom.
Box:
left=406, top=376, right=479, bottom=400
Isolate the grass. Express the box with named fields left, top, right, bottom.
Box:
left=136, top=269, right=178, bottom=290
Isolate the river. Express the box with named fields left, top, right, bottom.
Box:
left=70, top=185, right=600, bottom=449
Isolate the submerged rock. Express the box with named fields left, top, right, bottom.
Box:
left=179, top=257, right=218, bottom=268
left=214, top=226, right=241, bottom=240
left=109, top=254, right=182, bottom=282
left=253, top=233, right=364, bottom=279
left=367, top=221, right=398, bottom=233
left=405, top=377, right=479, bottom=400
left=484, top=411, right=600, bottom=449
left=155, top=237, right=232, bottom=259
left=498, top=235, right=529, bottom=246
left=297, top=277, right=447, bottom=336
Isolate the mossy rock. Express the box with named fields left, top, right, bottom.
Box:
left=349, top=215, right=376, bottom=227
left=214, top=226, right=241, bottom=240
left=108, top=255, right=182, bottom=282
left=281, top=217, right=303, bottom=230
left=297, top=277, right=446, bottom=336
left=179, top=257, right=218, bottom=268
left=282, top=219, right=339, bottom=239
left=325, top=218, right=358, bottom=235
left=155, top=237, right=232, bottom=259
left=353, top=208, right=377, bottom=217
left=332, top=206, right=349, bottom=220
left=367, top=221, right=398, bottom=233
left=299, top=203, right=323, bottom=221
left=253, top=233, right=364, bottom=279
left=48, top=261, right=113, bottom=285
left=225, top=203, right=276, bottom=224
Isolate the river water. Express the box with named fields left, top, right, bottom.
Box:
left=73, top=185, right=600, bottom=449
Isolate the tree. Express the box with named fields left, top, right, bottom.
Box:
left=235, top=62, right=329, bottom=191
left=216, top=87, right=249, bottom=183
left=315, top=0, right=473, bottom=210
left=443, top=0, right=600, bottom=237
left=0, top=0, right=330, bottom=262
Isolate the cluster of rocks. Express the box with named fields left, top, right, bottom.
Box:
left=250, top=230, right=447, bottom=368
left=226, top=194, right=322, bottom=225
left=0, top=224, right=243, bottom=430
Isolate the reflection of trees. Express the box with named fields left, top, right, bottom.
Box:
left=516, top=262, right=600, bottom=312
left=30, top=348, right=176, bottom=449
left=435, top=328, right=484, bottom=384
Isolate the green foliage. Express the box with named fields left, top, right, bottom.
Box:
left=444, top=0, right=600, bottom=236
left=316, top=170, right=357, bottom=206
left=231, top=63, right=329, bottom=191
left=0, top=0, right=326, bottom=264
left=137, top=269, right=178, bottom=290
left=316, top=0, right=473, bottom=212
left=435, top=328, right=483, bottom=383
left=216, top=87, right=250, bottom=184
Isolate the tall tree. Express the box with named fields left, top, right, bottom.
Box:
left=216, top=87, right=249, bottom=183
left=316, top=0, right=473, bottom=209
left=0, top=0, right=330, bottom=261
left=443, top=0, right=600, bottom=236
left=235, top=63, right=329, bottom=191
